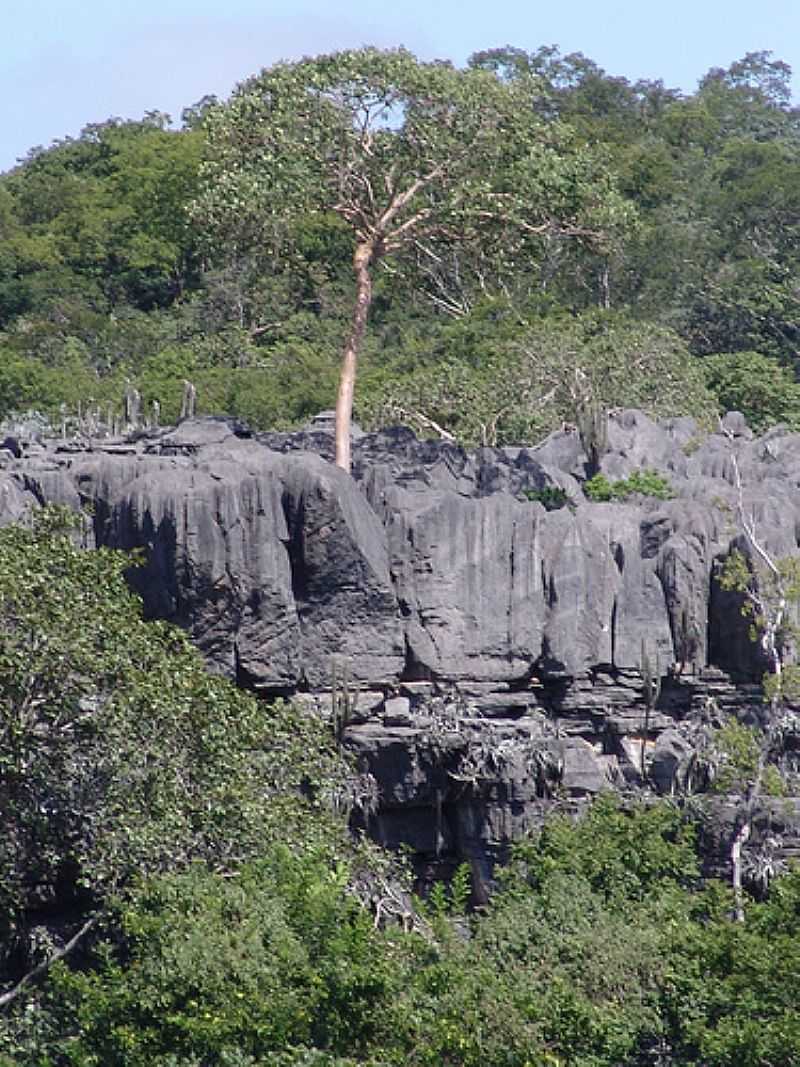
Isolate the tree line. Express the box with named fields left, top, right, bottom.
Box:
left=1, top=47, right=799, bottom=450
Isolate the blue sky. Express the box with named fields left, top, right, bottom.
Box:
left=3, top=0, right=799, bottom=171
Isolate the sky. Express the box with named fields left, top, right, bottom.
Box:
left=3, top=0, right=799, bottom=172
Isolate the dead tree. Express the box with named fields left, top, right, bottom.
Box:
left=717, top=422, right=800, bottom=919
left=180, top=380, right=197, bottom=420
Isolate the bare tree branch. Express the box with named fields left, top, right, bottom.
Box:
left=0, top=915, right=98, bottom=1010
left=377, top=165, right=445, bottom=234
left=387, top=405, right=458, bottom=441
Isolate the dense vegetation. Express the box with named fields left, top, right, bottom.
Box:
left=2, top=43, right=800, bottom=1066
left=0, top=514, right=798, bottom=1066
left=1, top=46, right=798, bottom=442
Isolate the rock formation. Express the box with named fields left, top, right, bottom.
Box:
left=3, top=409, right=800, bottom=881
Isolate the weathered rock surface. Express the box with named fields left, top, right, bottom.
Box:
left=4, top=409, right=800, bottom=879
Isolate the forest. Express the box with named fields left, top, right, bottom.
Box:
left=0, top=46, right=798, bottom=445
left=1, top=44, right=800, bottom=1066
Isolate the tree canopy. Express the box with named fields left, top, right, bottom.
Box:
left=191, top=47, right=632, bottom=468
left=0, top=509, right=353, bottom=1003
left=0, top=45, right=798, bottom=445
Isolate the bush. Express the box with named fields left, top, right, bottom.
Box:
left=360, top=309, right=717, bottom=447
left=51, top=850, right=401, bottom=1066
left=702, top=350, right=800, bottom=433
left=0, top=509, right=350, bottom=979
left=520, top=485, right=571, bottom=510
left=584, top=469, right=674, bottom=501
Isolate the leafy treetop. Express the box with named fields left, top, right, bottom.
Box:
left=192, top=47, right=632, bottom=469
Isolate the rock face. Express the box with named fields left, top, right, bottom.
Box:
left=3, top=409, right=800, bottom=879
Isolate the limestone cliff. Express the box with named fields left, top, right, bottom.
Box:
left=3, top=409, right=800, bottom=881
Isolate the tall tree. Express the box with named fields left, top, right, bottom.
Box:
left=192, top=47, right=630, bottom=469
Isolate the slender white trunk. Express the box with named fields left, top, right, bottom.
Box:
left=335, top=241, right=374, bottom=472
left=731, top=817, right=751, bottom=923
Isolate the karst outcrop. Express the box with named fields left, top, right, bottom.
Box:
left=3, top=408, right=800, bottom=878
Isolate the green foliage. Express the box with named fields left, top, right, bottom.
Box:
left=0, top=343, right=124, bottom=422
left=520, top=485, right=571, bottom=511
left=450, top=864, right=472, bottom=916
left=0, top=509, right=350, bottom=975
left=718, top=547, right=753, bottom=597
left=584, top=468, right=674, bottom=501
left=0, top=329, right=341, bottom=431
left=361, top=310, right=716, bottom=447
left=583, top=473, right=621, bottom=501
left=673, top=867, right=800, bottom=1065
left=710, top=719, right=765, bottom=794
left=702, top=351, right=800, bottom=432
left=422, top=864, right=472, bottom=923
left=191, top=47, right=633, bottom=462
left=7, top=752, right=800, bottom=1067
left=50, top=849, right=400, bottom=1066
left=718, top=548, right=800, bottom=689
left=0, top=118, right=202, bottom=323
left=193, top=47, right=630, bottom=291
left=0, top=42, right=795, bottom=438
left=394, top=799, right=703, bottom=1067
left=510, top=795, right=699, bottom=903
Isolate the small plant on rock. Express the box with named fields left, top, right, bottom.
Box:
left=520, top=486, right=571, bottom=511
left=584, top=469, right=674, bottom=502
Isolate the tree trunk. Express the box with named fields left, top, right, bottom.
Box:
left=599, top=263, right=611, bottom=310
left=335, top=241, right=374, bottom=472
left=731, top=815, right=751, bottom=922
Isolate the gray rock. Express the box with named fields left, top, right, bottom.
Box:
left=400, top=681, right=435, bottom=699
left=650, top=728, right=696, bottom=795
left=0, top=473, right=36, bottom=527
left=384, top=487, right=546, bottom=681
left=6, top=409, right=800, bottom=879
left=560, top=738, right=616, bottom=795
left=1, top=437, right=22, bottom=459
left=383, top=696, right=412, bottom=725
left=720, top=411, right=753, bottom=439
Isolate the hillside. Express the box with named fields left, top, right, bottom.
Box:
left=2, top=43, right=800, bottom=1067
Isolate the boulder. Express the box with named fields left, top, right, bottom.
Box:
left=650, top=728, right=696, bottom=795
left=561, top=738, right=617, bottom=795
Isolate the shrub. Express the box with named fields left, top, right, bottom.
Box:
left=584, top=469, right=674, bottom=501
left=51, top=850, right=401, bottom=1066
left=360, top=310, right=717, bottom=447
left=0, top=509, right=350, bottom=976
left=520, top=485, right=571, bottom=510
left=702, top=350, right=800, bottom=433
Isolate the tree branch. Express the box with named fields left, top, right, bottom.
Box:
left=0, top=914, right=98, bottom=1010
left=384, top=207, right=434, bottom=249
left=388, top=405, right=457, bottom=442
left=378, top=164, right=445, bottom=234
